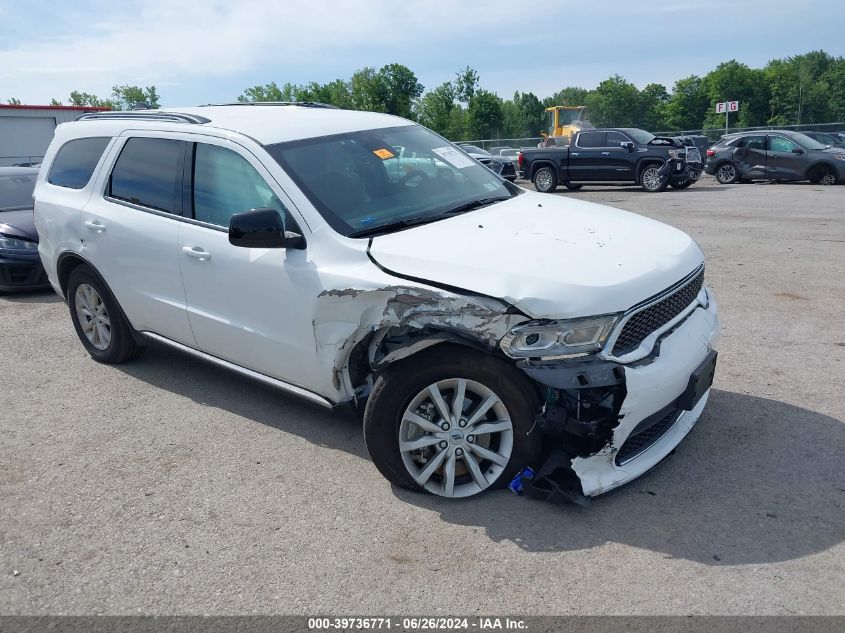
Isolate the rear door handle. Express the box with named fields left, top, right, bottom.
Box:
left=182, top=246, right=211, bottom=261
left=84, top=220, right=106, bottom=233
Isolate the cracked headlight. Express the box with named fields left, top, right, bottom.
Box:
left=500, top=315, right=619, bottom=359
left=0, top=235, right=38, bottom=251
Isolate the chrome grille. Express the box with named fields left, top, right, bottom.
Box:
left=611, top=269, right=704, bottom=356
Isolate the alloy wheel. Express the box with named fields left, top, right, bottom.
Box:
left=717, top=163, right=736, bottom=183
left=74, top=283, right=111, bottom=350
left=399, top=378, right=514, bottom=498
left=535, top=169, right=553, bottom=192
left=642, top=167, right=662, bottom=191
left=819, top=172, right=836, bottom=186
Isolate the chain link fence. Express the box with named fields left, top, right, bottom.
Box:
left=461, top=122, right=845, bottom=152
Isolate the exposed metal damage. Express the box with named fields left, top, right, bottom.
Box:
left=313, top=284, right=528, bottom=401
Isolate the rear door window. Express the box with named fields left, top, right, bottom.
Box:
left=108, top=138, right=186, bottom=214
left=577, top=132, right=606, bottom=148
left=738, top=136, right=766, bottom=150
left=48, top=137, right=110, bottom=189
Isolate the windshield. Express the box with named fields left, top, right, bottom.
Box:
left=266, top=125, right=519, bottom=237
left=622, top=128, right=656, bottom=145
left=0, top=173, right=37, bottom=211
left=460, top=145, right=490, bottom=156
left=808, top=132, right=838, bottom=145
left=790, top=132, right=827, bottom=150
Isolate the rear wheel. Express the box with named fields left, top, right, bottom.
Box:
left=363, top=347, right=541, bottom=498
left=640, top=165, right=668, bottom=192
left=532, top=166, right=558, bottom=193
left=715, top=162, right=738, bottom=184
left=67, top=265, right=142, bottom=364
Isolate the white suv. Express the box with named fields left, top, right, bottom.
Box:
left=34, top=104, right=719, bottom=501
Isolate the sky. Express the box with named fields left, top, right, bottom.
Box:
left=2, top=0, right=844, bottom=107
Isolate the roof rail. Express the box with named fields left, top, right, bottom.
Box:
left=75, top=111, right=211, bottom=124
left=201, top=101, right=338, bottom=109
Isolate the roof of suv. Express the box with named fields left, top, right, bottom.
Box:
left=73, top=104, right=413, bottom=146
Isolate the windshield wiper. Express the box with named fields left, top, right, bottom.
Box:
left=347, top=196, right=512, bottom=238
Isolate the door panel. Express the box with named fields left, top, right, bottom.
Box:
left=765, top=135, right=805, bottom=180
left=569, top=131, right=607, bottom=180
left=733, top=135, right=767, bottom=179
left=177, top=140, right=321, bottom=388
left=81, top=137, right=195, bottom=346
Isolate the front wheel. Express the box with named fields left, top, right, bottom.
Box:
left=715, top=162, right=738, bottom=184
left=640, top=165, right=669, bottom=192
left=532, top=166, right=558, bottom=193
left=812, top=165, right=838, bottom=186
left=363, top=347, right=541, bottom=499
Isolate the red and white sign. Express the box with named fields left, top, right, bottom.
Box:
left=716, top=101, right=739, bottom=113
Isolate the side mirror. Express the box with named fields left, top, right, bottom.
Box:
left=229, top=208, right=306, bottom=250
left=791, top=147, right=805, bottom=154
left=622, top=141, right=635, bottom=152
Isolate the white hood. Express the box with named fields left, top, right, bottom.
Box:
left=368, top=191, right=704, bottom=319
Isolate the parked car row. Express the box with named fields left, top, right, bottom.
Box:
left=518, top=128, right=703, bottom=193
left=507, top=127, right=845, bottom=191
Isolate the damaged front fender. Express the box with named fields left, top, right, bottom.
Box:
left=313, top=284, right=528, bottom=402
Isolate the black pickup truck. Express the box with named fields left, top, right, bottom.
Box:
left=519, top=128, right=702, bottom=193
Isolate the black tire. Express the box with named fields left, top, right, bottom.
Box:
left=363, top=346, right=542, bottom=498
left=563, top=182, right=583, bottom=191
left=715, top=162, right=739, bottom=184
left=532, top=166, right=558, bottom=193
left=66, top=265, right=142, bottom=364
left=669, top=179, right=694, bottom=189
left=640, top=164, right=669, bottom=192
left=810, top=165, right=838, bottom=186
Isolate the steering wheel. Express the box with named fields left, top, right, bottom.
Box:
left=400, top=170, right=430, bottom=187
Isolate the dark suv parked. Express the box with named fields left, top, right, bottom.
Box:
left=705, top=130, right=845, bottom=185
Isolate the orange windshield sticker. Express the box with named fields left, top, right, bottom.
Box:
left=373, top=148, right=395, bottom=160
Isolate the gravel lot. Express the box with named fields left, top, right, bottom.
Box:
left=1, top=175, right=843, bottom=615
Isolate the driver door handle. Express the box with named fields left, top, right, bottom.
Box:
left=182, top=246, right=211, bottom=261
left=84, top=220, right=106, bottom=233
left=601, top=151, right=611, bottom=155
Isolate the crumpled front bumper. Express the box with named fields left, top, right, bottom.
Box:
left=521, top=291, right=720, bottom=499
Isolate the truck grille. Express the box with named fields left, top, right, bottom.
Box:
left=611, top=268, right=704, bottom=356
left=615, top=407, right=681, bottom=465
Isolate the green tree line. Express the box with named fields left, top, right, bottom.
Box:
left=237, top=50, right=845, bottom=139
left=7, top=50, right=842, bottom=140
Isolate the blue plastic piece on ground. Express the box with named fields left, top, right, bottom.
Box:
left=508, top=466, right=536, bottom=496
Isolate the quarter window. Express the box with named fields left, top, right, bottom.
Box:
left=109, top=138, right=185, bottom=214
left=769, top=136, right=799, bottom=153
left=192, top=144, right=286, bottom=227
left=577, top=132, right=605, bottom=148
left=48, top=137, right=110, bottom=189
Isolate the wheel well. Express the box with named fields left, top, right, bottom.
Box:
left=56, top=253, right=88, bottom=299
left=636, top=159, right=664, bottom=182
left=343, top=325, right=498, bottom=405
left=529, top=161, right=555, bottom=180
left=806, top=162, right=835, bottom=179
